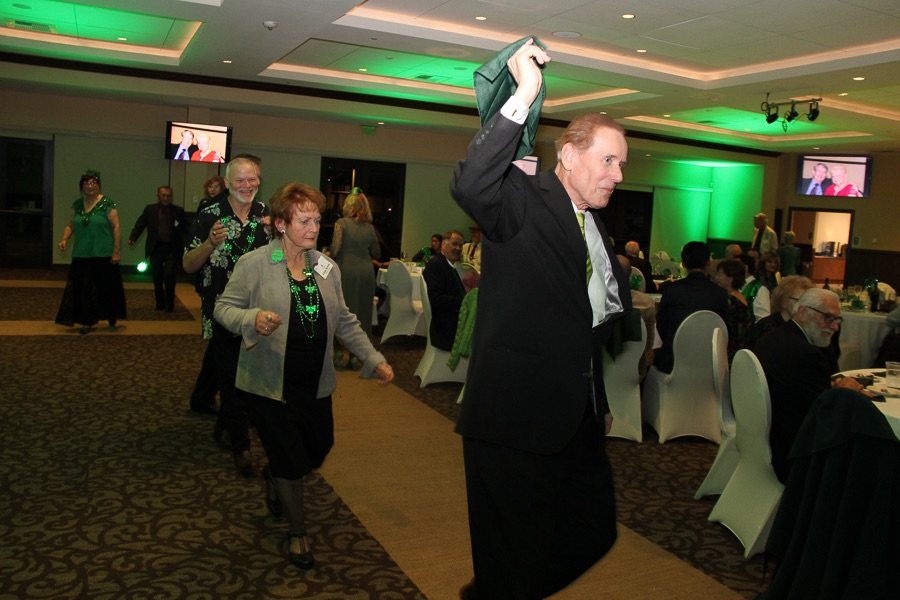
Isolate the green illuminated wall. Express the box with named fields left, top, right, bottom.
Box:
left=649, top=188, right=711, bottom=263
left=709, top=165, right=764, bottom=240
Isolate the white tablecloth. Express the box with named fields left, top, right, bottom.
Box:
left=839, top=310, right=892, bottom=368
left=836, top=368, right=900, bottom=439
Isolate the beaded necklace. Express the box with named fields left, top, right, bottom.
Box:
left=219, top=216, right=260, bottom=257
left=76, top=196, right=108, bottom=226
left=286, top=249, right=321, bottom=338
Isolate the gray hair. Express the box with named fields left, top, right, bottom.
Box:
left=792, top=287, right=839, bottom=317
left=782, top=231, right=796, bottom=244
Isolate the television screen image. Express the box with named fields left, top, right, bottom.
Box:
left=166, top=121, right=232, bottom=163
left=796, top=155, right=871, bottom=198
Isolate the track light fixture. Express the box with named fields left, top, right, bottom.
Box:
left=760, top=93, right=823, bottom=130
left=785, top=103, right=799, bottom=122
left=808, top=101, right=820, bottom=122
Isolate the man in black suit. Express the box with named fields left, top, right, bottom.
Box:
left=624, top=240, right=657, bottom=293
left=128, top=186, right=188, bottom=311
left=653, top=241, right=729, bottom=374
left=169, top=129, right=198, bottom=161
left=753, top=287, right=863, bottom=483
left=422, top=229, right=465, bottom=351
left=800, top=162, right=832, bottom=195
left=450, top=40, right=632, bottom=599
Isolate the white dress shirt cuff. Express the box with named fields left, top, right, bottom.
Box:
left=500, top=96, right=530, bottom=125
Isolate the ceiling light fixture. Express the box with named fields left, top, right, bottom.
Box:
left=622, top=14, right=635, bottom=19
left=760, top=92, right=822, bottom=131
left=475, top=16, right=487, bottom=21
left=784, top=103, right=799, bottom=123
left=807, top=101, right=820, bottom=122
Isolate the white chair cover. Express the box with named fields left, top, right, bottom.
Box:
left=604, top=319, right=647, bottom=442
left=708, top=350, right=784, bottom=558
left=414, top=276, right=469, bottom=387
left=380, top=261, right=425, bottom=344
left=641, top=310, right=727, bottom=443
left=695, top=328, right=739, bottom=498
left=455, top=262, right=477, bottom=279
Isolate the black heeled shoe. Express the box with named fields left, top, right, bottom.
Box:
left=262, top=465, right=282, bottom=518
left=287, top=533, right=315, bottom=569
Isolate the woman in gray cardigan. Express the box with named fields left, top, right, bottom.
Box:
left=214, top=181, right=393, bottom=570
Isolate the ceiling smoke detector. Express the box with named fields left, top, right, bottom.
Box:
left=262, top=21, right=277, bottom=31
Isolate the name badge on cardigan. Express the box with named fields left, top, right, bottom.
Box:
left=314, top=256, right=332, bottom=279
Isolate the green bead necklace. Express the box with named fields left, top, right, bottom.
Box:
left=287, top=249, right=321, bottom=338
left=219, top=217, right=259, bottom=257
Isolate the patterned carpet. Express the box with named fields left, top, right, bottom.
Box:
left=0, top=282, right=769, bottom=599
left=0, top=334, right=424, bottom=600
left=0, top=287, right=194, bottom=321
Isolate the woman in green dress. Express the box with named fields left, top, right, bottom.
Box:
left=55, top=170, right=127, bottom=334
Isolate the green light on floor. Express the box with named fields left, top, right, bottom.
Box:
left=137, top=260, right=149, bottom=273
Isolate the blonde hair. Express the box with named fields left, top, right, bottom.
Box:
left=342, top=190, right=373, bottom=223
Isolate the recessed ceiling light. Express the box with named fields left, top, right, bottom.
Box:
left=622, top=14, right=635, bottom=19
left=853, top=76, right=865, bottom=81
left=553, top=31, right=581, bottom=39
left=663, top=114, right=671, bottom=118
left=117, top=37, right=127, bottom=41
left=744, top=128, right=751, bottom=132
left=600, top=111, right=607, bottom=115
left=475, top=16, right=487, bottom=21
left=838, top=92, right=849, bottom=96
left=812, top=147, right=820, bottom=150
left=222, top=60, right=232, bottom=64
left=377, top=122, right=385, bottom=125
left=645, top=153, right=652, bottom=157
left=636, top=49, right=647, bottom=53
left=358, top=68, right=368, bottom=72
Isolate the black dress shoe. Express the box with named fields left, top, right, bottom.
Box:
left=262, top=465, right=283, bottom=518
left=234, top=450, right=259, bottom=478
left=288, top=533, right=315, bottom=569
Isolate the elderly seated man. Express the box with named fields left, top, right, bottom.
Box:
left=423, top=229, right=466, bottom=351
left=753, top=287, right=867, bottom=483
left=624, top=241, right=656, bottom=293
left=653, top=241, right=729, bottom=375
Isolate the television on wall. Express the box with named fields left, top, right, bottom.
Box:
left=165, top=121, right=232, bottom=163
left=796, top=155, right=872, bottom=198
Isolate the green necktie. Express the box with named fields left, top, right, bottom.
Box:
left=575, top=212, right=593, bottom=284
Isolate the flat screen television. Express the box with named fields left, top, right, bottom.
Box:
left=165, top=121, right=232, bottom=163
left=796, top=155, right=872, bottom=198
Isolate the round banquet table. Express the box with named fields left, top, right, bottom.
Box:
left=838, top=309, right=892, bottom=369
left=835, top=368, right=900, bottom=439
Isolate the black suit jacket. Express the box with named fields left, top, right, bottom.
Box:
left=450, top=112, right=632, bottom=455
left=653, top=270, right=729, bottom=374
left=800, top=177, right=833, bottom=195
left=627, top=255, right=657, bottom=293
left=169, top=143, right=198, bottom=161
left=129, top=202, right=188, bottom=257
left=423, top=255, right=465, bottom=352
left=753, top=320, right=838, bottom=483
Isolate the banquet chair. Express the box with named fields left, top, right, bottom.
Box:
left=380, top=261, right=425, bottom=344
left=629, top=266, right=646, bottom=292
left=414, top=276, right=469, bottom=387
left=641, top=310, right=727, bottom=443
left=455, top=262, right=477, bottom=279
left=760, top=388, right=899, bottom=599
left=603, top=319, right=647, bottom=442
left=708, top=350, right=784, bottom=558
left=695, top=327, right=739, bottom=498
